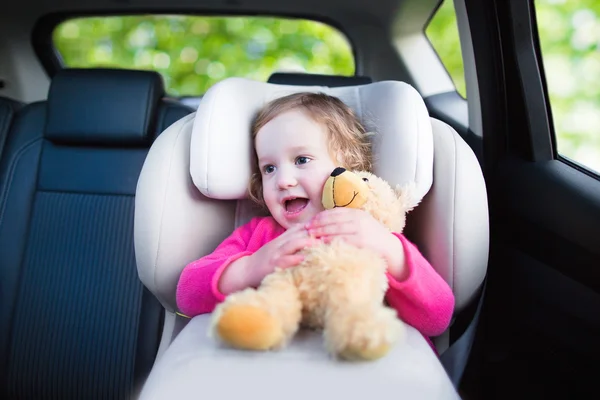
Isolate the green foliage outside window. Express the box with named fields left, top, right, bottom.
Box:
left=534, top=0, right=600, bottom=173
left=53, top=15, right=355, bottom=97
left=426, top=0, right=466, bottom=98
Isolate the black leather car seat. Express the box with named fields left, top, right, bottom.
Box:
left=0, top=68, right=193, bottom=399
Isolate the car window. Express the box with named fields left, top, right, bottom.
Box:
left=52, top=15, right=355, bottom=97
left=534, top=0, right=600, bottom=174
left=426, top=0, right=466, bottom=98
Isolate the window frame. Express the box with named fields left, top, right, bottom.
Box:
left=423, top=0, right=468, bottom=100
left=391, top=0, right=483, bottom=160
left=530, top=0, right=600, bottom=179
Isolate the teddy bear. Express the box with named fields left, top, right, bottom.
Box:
left=209, top=167, right=419, bottom=361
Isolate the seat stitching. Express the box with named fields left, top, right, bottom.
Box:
left=143, top=81, right=153, bottom=140
left=0, top=104, right=9, bottom=135
left=445, top=122, right=458, bottom=294
left=355, top=86, right=363, bottom=121
left=153, top=114, right=195, bottom=308
left=0, top=105, right=11, bottom=157
left=0, top=139, right=42, bottom=231
left=414, top=90, right=420, bottom=184
left=202, top=86, right=220, bottom=196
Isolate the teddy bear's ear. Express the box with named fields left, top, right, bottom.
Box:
left=394, top=182, right=421, bottom=213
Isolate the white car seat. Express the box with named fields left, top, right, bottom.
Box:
left=133, top=77, right=489, bottom=385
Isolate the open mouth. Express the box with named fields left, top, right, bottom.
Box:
left=283, top=197, right=309, bottom=214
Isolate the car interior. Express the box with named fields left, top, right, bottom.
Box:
left=1, top=0, right=599, bottom=399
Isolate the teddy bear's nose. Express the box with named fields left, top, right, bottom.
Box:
left=331, top=167, right=346, bottom=177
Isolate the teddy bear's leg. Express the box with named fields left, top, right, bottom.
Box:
left=211, top=269, right=302, bottom=351
left=324, top=304, right=405, bottom=361
left=319, top=248, right=406, bottom=361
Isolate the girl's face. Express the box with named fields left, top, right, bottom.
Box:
left=255, top=109, right=339, bottom=229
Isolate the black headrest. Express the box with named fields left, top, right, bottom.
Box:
left=267, top=72, right=372, bottom=87
left=46, top=68, right=165, bottom=146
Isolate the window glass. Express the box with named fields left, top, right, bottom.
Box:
left=53, top=15, right=355, bottom=96
left=535, top=0, right=600, bottom=173
left=426, top=1, right=466, bottom=98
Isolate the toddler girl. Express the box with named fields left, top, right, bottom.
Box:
left=176, top=92, right=455, bottom=342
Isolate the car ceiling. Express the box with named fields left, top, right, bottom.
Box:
left=6, top=0, right=424, bottom=32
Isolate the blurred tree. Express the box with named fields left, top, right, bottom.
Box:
left=53, top=15, right=354, bottom=97
left=534, top=0, right=600, bottom=173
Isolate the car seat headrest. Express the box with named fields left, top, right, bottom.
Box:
left=190, top=77, right=433, bottom=203
left=46, top=68, right=165, bottom=146
left=267, top=72, right=372, bottom=87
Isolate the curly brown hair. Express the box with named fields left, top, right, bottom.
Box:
left=248, top=92, right=373, bottom=206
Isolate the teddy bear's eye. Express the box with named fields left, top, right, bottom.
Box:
left=362, top=178, right=369, bottom=182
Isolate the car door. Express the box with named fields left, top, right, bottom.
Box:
left=454, top=0, right=600, bottom=398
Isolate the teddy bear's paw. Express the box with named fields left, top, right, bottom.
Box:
left=215, top=304, right=285, bottom=351
left=338, top=340, right=392, bottom=361
left=325, top=307, right=405, bottom=361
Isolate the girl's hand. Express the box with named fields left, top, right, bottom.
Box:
left=306, top=208, right=408, bottom=280
left=246, top=223, right=319, bottom=287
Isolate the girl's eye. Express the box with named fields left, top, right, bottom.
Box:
left=264, top=165, right=275, bottom=174
left=296, top=156, right=310, bottom=165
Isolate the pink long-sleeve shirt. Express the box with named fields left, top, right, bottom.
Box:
left=176, top=216, right=455, bottom=339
